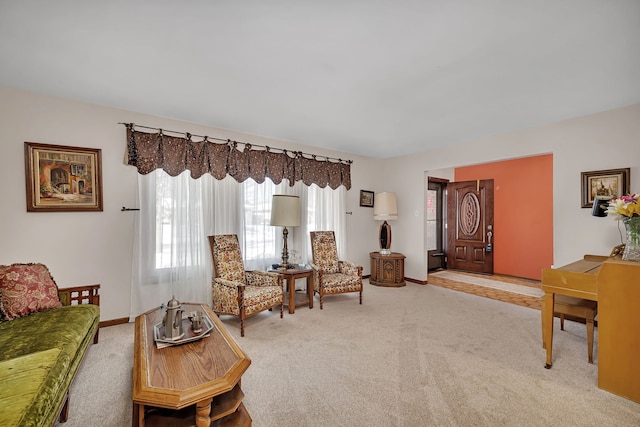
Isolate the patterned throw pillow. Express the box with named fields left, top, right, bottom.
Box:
left=0, top=263, right=62, bottom=321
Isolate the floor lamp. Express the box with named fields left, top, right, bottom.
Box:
left=373, top=192, right=398, bottom=255
left=270, top=195, right=301, bottom=269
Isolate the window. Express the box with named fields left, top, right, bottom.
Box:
left=149, top=170, right=346, bottom=273
left=241, top=178, right=280, bottom=268
left=132, top=169, right=346, bottom=317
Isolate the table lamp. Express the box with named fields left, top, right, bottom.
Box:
left=373, top=192, right=398, bottom=255
left=270, top=195, right=301, bottom=269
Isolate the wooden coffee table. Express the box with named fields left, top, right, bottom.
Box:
left=132, top=303, right=251, bottom=427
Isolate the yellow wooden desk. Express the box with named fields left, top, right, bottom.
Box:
left=542, top=257, right=640, bottom=403
left=597, top=259, right=640, bottom=403
left=541, top=255, right=605, bottom=368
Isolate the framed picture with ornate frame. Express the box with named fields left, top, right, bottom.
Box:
left=581, top=168, right=630, bottom=208
left=360, top=190, right=374, bottom=208
left=24, top=142, right=103, bottom=212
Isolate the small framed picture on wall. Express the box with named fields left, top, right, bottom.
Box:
left=360, top=190, right=374, bottom=207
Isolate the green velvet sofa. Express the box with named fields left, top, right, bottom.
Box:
left=0, top=263, right=100, bottom=427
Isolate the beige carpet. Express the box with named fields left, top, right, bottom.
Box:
left=60, top=280, right=640, bottom=426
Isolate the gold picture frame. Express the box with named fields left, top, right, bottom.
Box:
left=360, top=190, right=374, bottom=207
left=580, top=168, right=629, bottom=208
left=25, top=142, right=103, bottom=212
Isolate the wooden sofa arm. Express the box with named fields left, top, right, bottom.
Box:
left=58, top=284, right=100, bottom=307
left=58, top=284, right=100, bottom=345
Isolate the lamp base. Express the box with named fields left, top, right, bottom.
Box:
left=378, top=221, right=392, bottom=256
left=280, top=226, right=290, bottom=271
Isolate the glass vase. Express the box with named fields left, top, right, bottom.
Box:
left=622, top=216, right=640, bottom=262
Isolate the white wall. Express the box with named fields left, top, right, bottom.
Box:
left=0, top=86, right=381, bottom=321
left=2, top=85, right=638, bottom=321
left=382, top=104, right=640, bottom=281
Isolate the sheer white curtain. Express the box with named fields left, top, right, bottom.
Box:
left=130, top=171, right=216, bottom=319
left=130, top=170, right=346, bottom=319
left=283, top=182, right=348, bottom=263
left=306, top=183, right=347, bottom=257
left=240, top=178, right=281, bottom=271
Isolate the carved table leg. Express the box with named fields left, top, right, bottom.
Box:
left=195, top=398, right=213, bottom=427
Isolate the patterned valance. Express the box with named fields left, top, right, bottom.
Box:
left=125, top=124, right=351, bottom=190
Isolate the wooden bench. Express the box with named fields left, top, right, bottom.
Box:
left=554, top=295, right=598, bottom=363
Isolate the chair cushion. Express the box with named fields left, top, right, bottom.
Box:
left=212, top=235, right=246, bottom=283
left=0, top=263, right=62, bottom=321
left=319, top=273, right=362, bottom=294
left=243, top=286, right=283, bottom=316
left=311, top=231, right=340, bottom=274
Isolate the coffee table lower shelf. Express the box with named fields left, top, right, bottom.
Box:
left=142, top=384, right=251, bottom=427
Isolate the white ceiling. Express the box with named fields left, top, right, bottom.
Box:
left=1, top=1, right=639, bottom=159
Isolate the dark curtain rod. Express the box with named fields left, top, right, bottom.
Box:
left=119, top=122, right=353, bottom=164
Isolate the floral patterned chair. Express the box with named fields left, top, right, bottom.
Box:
left=309, top=231, right=363, bottom=309
left=208, top=234, right=284, bottom=337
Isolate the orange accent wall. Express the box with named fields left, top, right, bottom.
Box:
left=455, top=154, right=553, bottom=280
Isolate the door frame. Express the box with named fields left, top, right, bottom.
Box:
left=426, top=177, right=448, bottom=271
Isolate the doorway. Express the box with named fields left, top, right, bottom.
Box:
left=426, top=178, right=447, bottom=271
left=425, top=154, right=553, bottom=280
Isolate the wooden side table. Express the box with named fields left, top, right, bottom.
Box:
left=369, top=252, right=406, bottom=287
left=269, top=268, right=314, bottom=314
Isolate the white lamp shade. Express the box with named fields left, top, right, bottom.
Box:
left=373, top=192, right=398, bottom=220
left=270, top=195, right=301, bottom=226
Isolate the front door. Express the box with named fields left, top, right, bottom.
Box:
left=446, top=180, right=494, bottom=274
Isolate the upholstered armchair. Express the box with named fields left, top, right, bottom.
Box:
left=208, top=234, right=284, bottom=337
left=309, top=231, right=363, bottom=309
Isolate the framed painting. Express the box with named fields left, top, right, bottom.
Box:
left=24, top=142, right=103, bottom=212
left=581, top=168, right=629, bottom=208
left=360, top=190, right=374, bottom=207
